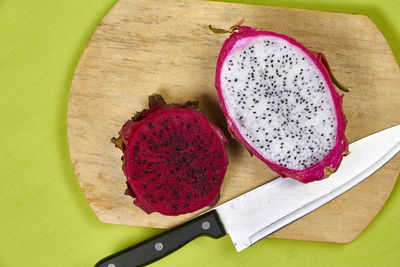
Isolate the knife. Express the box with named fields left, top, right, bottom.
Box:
left=96, top=124, right=400, bottom=267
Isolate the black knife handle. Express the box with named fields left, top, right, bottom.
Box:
left=95, top=210, right=226, bottom=267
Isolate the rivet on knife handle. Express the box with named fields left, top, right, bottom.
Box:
left=95, top=210, right=226, bottom=267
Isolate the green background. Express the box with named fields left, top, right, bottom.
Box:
left=1, top=0, right=399, bottom=266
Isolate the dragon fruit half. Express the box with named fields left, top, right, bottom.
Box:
left=112, top=94, right=228, bottom=215
left=211, top=22, right=349, bottom=183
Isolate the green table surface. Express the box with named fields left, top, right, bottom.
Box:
left=1, top=0, right=399, bottom=266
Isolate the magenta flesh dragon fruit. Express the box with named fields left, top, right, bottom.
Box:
left=112, top=94, right=229, bottom=215
left=211, top=22, right=349, bottom=183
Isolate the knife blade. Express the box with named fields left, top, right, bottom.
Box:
left=96, top=124, right=400, bottom=267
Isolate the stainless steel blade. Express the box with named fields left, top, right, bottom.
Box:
left=215, top=125, right=400, bottom=252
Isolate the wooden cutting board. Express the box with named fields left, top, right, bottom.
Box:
left=68, top=0, right=400, bottom=243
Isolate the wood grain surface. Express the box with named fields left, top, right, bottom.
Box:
left=67, top=0, right=400, bottom=243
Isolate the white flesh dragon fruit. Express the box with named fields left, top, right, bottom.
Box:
left=213, top=23, right=349, bottom=183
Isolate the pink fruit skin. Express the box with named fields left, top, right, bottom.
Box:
left=215, top=26, right=348, bottom=183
